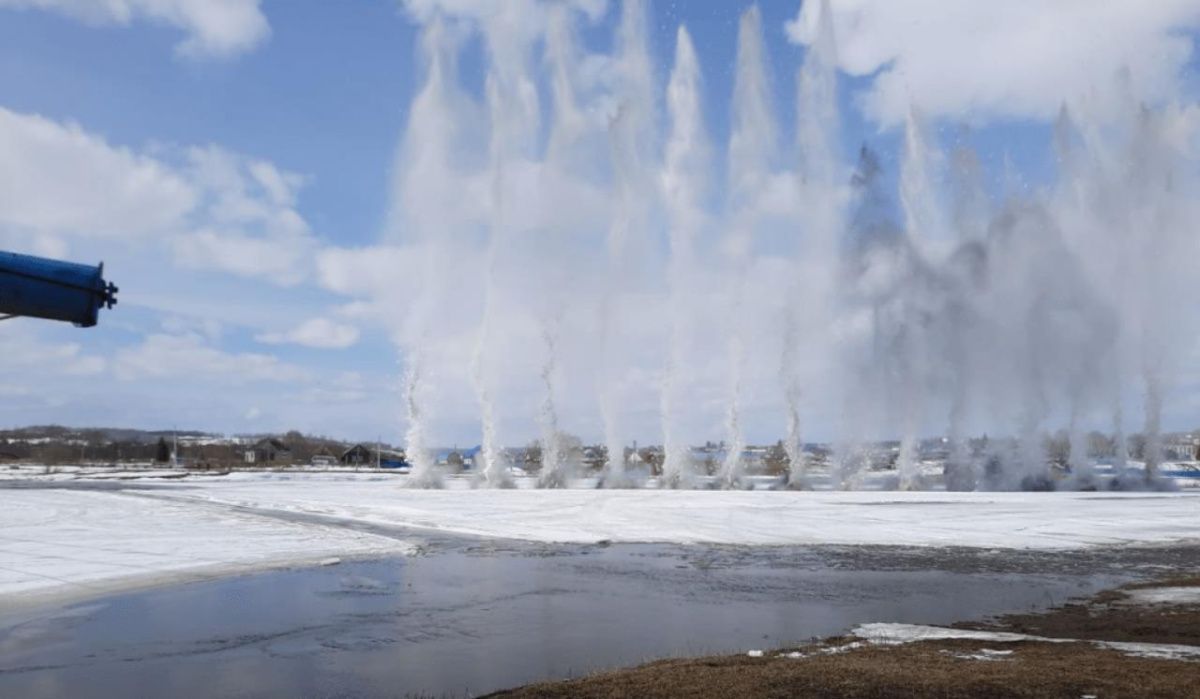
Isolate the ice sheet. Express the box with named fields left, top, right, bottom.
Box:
left=5, top=471, right=1198, bottom=607
left=164, top=474, right=1200, bottom=549
left=0, top=488, right=413, bottom=606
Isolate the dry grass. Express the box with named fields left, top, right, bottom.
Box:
left=485, top=641, right=1198, bottom=698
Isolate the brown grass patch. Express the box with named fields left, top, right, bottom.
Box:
left=485, top=641, right=1199, bottom=698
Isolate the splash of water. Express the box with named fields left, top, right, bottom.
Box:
left=403, top=349, right=441, bottom=488
left=659, top=24, right=707, bottom=489
left=718, top=6, right=777, bottom=490
left=388, top=0, right=1199, bottom=493
left=392, top=18, right=468, bottom=491
left=472, top=8, right=542, bottom=489
left=537, top=317, right=569, bottom=487
left=597, top=0, right=655, bottom=488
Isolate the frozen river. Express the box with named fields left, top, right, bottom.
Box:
left=2, top=473, right=1199, bottom=696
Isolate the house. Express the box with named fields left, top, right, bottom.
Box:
left=1164, top=436, right=1199, bottom=461
left=438, top=446, right=482, bottom=471
left=310, top=445, right=338, bottom=467
left=340, top=444, right=375, bottom=466
left=244, top=438, right=292, bottom=465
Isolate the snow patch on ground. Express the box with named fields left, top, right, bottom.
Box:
left=940, top=648, right=1014, bottom=661
left=1125, top=587, right=1200, bottom=605
left=852, top=623, right=1200, bottom=661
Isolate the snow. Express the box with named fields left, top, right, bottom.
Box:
left=3, top=470, right=1199, bottom=608
left=855, top=624, right=1039, bottom=644
left=852, top=623, right=1200, bottom=661
left=0, top=487, right=414, bottom=608
left=160, top=474, right=1200, bottom=550
left=1125, top=587, right=1200, bottom=605
left=940, top=648, right=1014, bottom=661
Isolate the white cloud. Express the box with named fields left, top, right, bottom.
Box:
left=0, top=108, right=319, bottom=287
left=114, top=332, right=309, bottom=382
left=313, top=245, right=417, bottom=334
left=171, top=146, right=318, bottom=286
left=786, top=0, right=1200, bottom=125
left=315, top=245, right=412, bottom=297
left=160, top=315, right=223, bottom=342
left=172, top=227, right=314, bottom=287
left=0, top=108, right=195, bottom=239
left=0, top=330, right=107, bottom=376
left=256, top=317, right=361, bottom=350
left=399, top=0, right=607, bottom=26
left=0, top=0, right=270, bottom=59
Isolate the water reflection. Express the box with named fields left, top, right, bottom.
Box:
left=0, top=542, right=1162, bottom=697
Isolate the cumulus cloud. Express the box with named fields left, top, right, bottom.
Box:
left=0, top=108, right=320, bottom=286
left=256, top=317, right=361, bottom=350
left=786, top=0, right=1200, bottom=125
left=399, top=0, right=607, bottom=27
left=0, top=0, right=270, bottom=59
left=171, top=146, right=318, bottom=286
left=0, top=108, right=195, bottom=238
left=114, top=333, right=309, bottom=382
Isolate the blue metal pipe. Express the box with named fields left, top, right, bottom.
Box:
left=0, top=250, right=118, bottom=327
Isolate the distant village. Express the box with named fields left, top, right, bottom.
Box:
left=1, top=425, right=1198, bottom=476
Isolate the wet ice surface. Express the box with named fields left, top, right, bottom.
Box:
left=2, top=538, right=1192, bottom=698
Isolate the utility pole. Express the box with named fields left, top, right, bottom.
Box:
left=376, top=436, right=381, bottom=469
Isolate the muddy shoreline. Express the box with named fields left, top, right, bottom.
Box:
left=489, top=575, right=1200, bottom=698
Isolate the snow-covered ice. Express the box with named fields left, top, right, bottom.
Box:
left=0, top=487, right=413, bottom=607
left=3, top=470, right=1199, bottom=608
left=164, top=474, right=1200, bottom=549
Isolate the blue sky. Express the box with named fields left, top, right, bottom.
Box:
left=0, top=0, right=1197, bottom=444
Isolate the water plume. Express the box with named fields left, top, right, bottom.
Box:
left=392, top=17, right=475, bottom=490
left=472, top=8, right=542, bottom=489
left=660, top=25, right=708, bottom=489
left=403, top=349, right=442, bottom=488
left=537, top=315, right=569, bottom=487
left=384, top=0, right=1200, bottom=493
left=782, top=0, right=841, bottom=489
left=720, top=5, right=777, bottom=490
left=597, top=0, right=655, bottom=488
